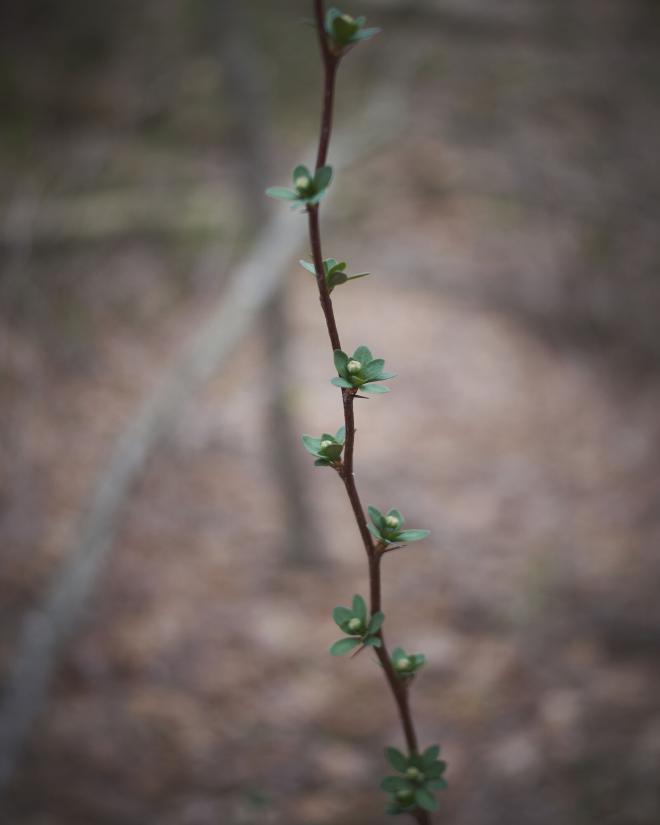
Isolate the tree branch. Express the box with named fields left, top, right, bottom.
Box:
left=309, top=3, right=431, bottom=822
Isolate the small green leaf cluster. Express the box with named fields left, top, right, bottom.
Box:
left=301, top=426, right=345, bottom=467
left=381, top=745, right=447, bottom=815
left=367, top=506, right=430, bottom=545
left=299, top=257, right=369, bottom=293
left=391, top=646, right=426, bottom=680
left=330, top=594, right=384, bottom=655
left=325, top=7, right=381, bottom=49
left=266, top=164, right=332, bottom=207
left=332, top=346, right=395, bottom=393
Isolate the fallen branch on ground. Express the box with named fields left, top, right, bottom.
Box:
left=0, top=72, right=412, bottom=795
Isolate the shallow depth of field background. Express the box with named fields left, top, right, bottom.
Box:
left=1, top=1, right=659, bottom=824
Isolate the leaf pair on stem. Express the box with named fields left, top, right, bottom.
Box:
left=330, top=594, right=384, bottom=655
left=325, top=7, right=380, bottom=51
left=301, top=427, right=346, bottom=467
left=332, top=345, right=395, bottom=393
left=299, top=257, right=369, bottom=292
left=266, top=164, right=332, bottom=208
left=382, top=745, right=448, bottom=815
left=368, top=506, right=430, bottom=545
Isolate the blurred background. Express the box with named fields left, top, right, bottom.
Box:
left=1, top=0, right=659, bottom=823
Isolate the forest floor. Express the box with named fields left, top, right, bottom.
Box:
left=2, top=4, right=660, bottom=824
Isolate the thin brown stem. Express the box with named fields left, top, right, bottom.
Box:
left=309, top=3, right=431, bottom=823
left=314, top=1, right=338, bottom=168
left=371, top=559, right=420, bottom=754
left=307, top=206, right=341, bottom=352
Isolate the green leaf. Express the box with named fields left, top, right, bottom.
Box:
left=396, top=529, right=430, bottom=542
left=425, top=761, right=448, bottom=779
left=293, top=164, right=310, bottom=182
left=325, top=7, right=342, bottom=32
left=314, top=458, right=330, bottom=467
left=422, top=745, right=440, bottom=766
left=333, top=349, right=349, bottom=378
left=330, top=260, right=346, bottom=272
left=368, top=505, right=384, bottom=529
left=321, top=442, right=343, bottom=461
left=346, top=271, right=370, bottom=281
left=391, top=647, right=406, bottom=662
left=367, top=611, right=385, bottom=634
left=364, top=636, right=382, bottom=648
left=361, top=383, right=390, bottom=393
left=367, top=522, right=384, bottom=541
left=335, top=426, right=346, bottom=444
left=306, top=189, right=327, bottom=205
left=265, top=187, right=297, bottom=200
left=361, top=359, right=386, bottom=381
left=426, top=778, right=448, bottom=791
left=371, top=370, right=397, bottom=380
left=332, top=14, right=358, bottom=44
left=353, top=26, right=381, bottom=41
left=299, top=259, right=317, bottom=275
left=415, top=788, right=438, bottom=812
left=353, top=345, right=373, bottom=365
left=314, top=165, right=333, bottom=191
left=329, top=637, right=362, bottom=656
left=380, top=776, right=411, bottom=792
left=412, top=654, right=427, bottom=669
left=385, top=747, right=409, bottom=773
left=301, top=435, right=322, bottom=455
left=352, top=594, right=367, bottom=623
left=332, top=606, right=353, bottom=627
left=328, top=270, right=348, bottom=288
left=331, top=377, right=353, bottom=389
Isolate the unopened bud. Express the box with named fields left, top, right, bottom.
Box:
left=396, top=789, right=415, bottom=805
left=295, top=175, right=311, bottom=192
left=346, top=359, right=362, bottom=374
left=406, top=767, right=422, bottom=780
left=385, top=515, right=400, bottom=529
left=320, top=440, right=333, bottom=450
left=341, top=14, right=355, bottom=24
left=395, top=657, right=412, bottom=671
left=347, top=617, right=362, bottom=633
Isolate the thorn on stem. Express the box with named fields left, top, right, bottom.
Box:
left=350, top=643, right=367, bottom=659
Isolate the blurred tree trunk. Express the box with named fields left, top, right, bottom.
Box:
left=217, top=1, right=326, bottom=566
